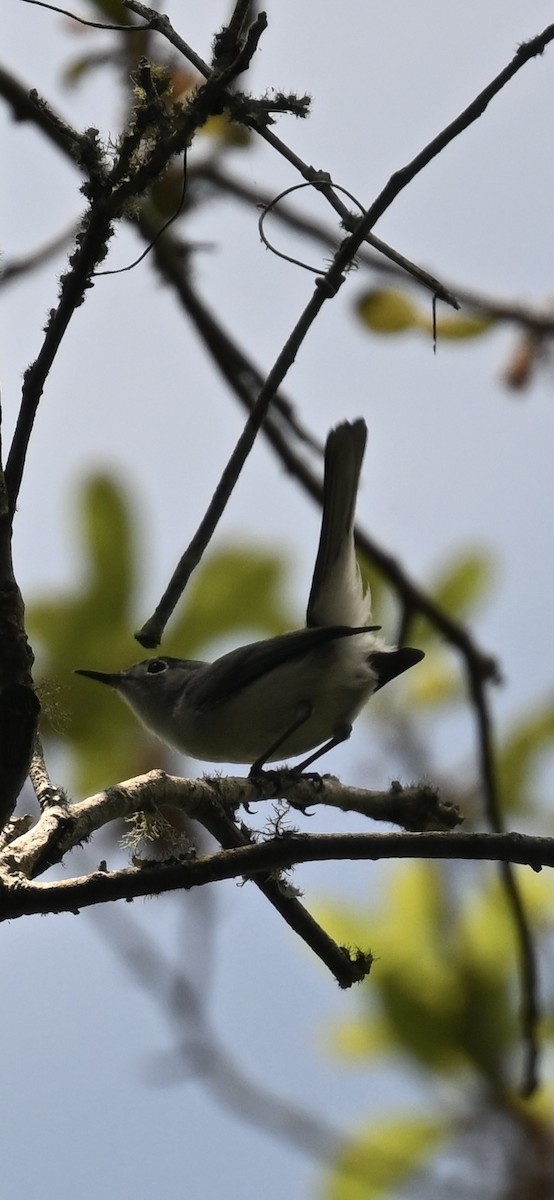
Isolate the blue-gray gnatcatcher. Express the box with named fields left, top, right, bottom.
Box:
left=76, top=420, right=424, bottom=774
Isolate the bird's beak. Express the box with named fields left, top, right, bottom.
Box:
left=74, top=668, right=122, bottom=688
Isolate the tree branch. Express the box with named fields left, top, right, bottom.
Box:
left=1, top=825, right=553, bottom=923
left=134, top=19, right=554, bottom=644
left=135, top=219, right=498, bottom=684
left=0, top=770, right=454, bottom=878
left=193, top=161, right=554, bottom=337
left=467, top=665, right=539, bottom=1095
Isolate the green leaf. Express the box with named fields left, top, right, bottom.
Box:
left=410, top=549, right=495, bottom=651
left=202, top=112, right=251, bottom=146
left=319, top=865, right=554, bottom=1090
left=165, top=547, right=288, bottom=658
left=27, top=472, right=294, bottom=794
left=497, top=703, right=554, bottom=813
left=404, top=647, right=462, bottom=709
left=356, top=288, right=419, bottom=334
left=83, top=475, right=136, bottom=620
left=431, top=550, right=494, bottom=619
left=319, top=866, right=466, bottom=1073
left=432, top=312, right=494, bottom=340
left=327, top=1116, right=445, bottom=1200
left=29, top=474, right=136, bottom=677
left=356, top=288, right=494, bottom=342
left=325, top=1015, right=394, bottom=1060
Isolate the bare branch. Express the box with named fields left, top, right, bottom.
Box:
left=135, top=20, right=554, bottom=644
left=195, top=161, right=554, bottom=337
left=28, top=735, right=68, bottom=812
left=467, top=666, right=539, bottom=1096
left=134, top=216, right=498, bottom=685
left=21, top=0, right=139, bottom=30
left=2, top=824, right=554, bottom=922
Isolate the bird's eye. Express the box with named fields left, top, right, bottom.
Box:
left=146, top=658, right=168, bottom=674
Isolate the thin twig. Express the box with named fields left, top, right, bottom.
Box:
left=21, top=0, right=139, bottom=30
left=194, top=161, right=554, bottom=337
left=121, top=6, right=554, bottom=316
left=4, top=3, right=551, bottom=1082
left=121, top=0, right=459, bottom=309
left=134, top=268, right=342, bottom=645
left=138, top=217, right=498, bottom=683
left=0, top=64, right=96, bottom=158
left=2, top=57, right=552, bottom=336
left=199, top=798, right=373, bottom=988
left=3, top=29, right=265, bottom=516
left=467, top=666, right=540, bottom=1096
left=135, top=20, right=554, bottom=644
left=0, top=225, right=77, bottom=288
left=336, top=25, right=554, bottom=242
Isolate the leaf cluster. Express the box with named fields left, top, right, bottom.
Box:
left=27, top=473, right=289, bottom=793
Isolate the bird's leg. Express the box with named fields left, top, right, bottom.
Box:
left=293, top=722, right=352, bottom=773
left=248, top=702, right=312, bottom=777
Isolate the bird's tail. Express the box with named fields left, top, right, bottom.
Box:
left=306, top=419, right=372, bottom=628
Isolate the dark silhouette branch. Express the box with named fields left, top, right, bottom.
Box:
left=2, top=14, right=271, bottom=518
left=1, top=2, right=552, bottom=1087
left=134, top=216, right=499, bottom=683
left=0, top=423, right=39, bottom=827
left=1, top=824, right=553, bottom=923
left=134, top=19, right=554, bottom=643
left=467, top=665, right=539, bottom=1096
left=193, top=160, right=554, bottom=337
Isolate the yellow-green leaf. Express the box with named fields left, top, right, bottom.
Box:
left=27, top=472, right=294, bottom=794
left=432, top=550, right=494, bottom=618
left=356, top=288, right=495, bottom=342
left=202, top=112, right=251, bottom=146
left=404, top=649, right=461, bottom=708
left=325, top=1015, right=395, bottom=1061
left=356, top=288, right=419, bottom=333
left=497, top=703, right=554, bottom=814
left=327, top=1117, right=446, bottom=1200
left=431, top=312, right=495, bottom=340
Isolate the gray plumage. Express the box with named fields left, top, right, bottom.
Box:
left=76, top=420, right=424, bottom=773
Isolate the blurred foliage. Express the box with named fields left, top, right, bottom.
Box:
left=406, top=549, right=496, bottom=713
left=26, top=472, right=554, bottom=1197
left=28, top=474, right=554, bottom=817
left=318, top=545, right=554, bottom=1197
left=319, top=863, right=554, bottom=1197
left=27, top=473, right=289, bottom=794
left=85, top=0, right=134, bottom=21
left=13, top=7, right=554, bottom=1200
left=329, top=1116, right=445, bottom=1200
left=497, top=703, right=554, bottom=816
left=359, top=547, right=495, bottom=716
left=322, top=864, right=536, bottom=1078
left=356, top=288, right=494, bottom=342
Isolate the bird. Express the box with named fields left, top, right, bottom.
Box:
left=76, top=420, right=424, bottom=775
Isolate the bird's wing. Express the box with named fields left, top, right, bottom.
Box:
left=186, top=625, right=378, bottom=710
